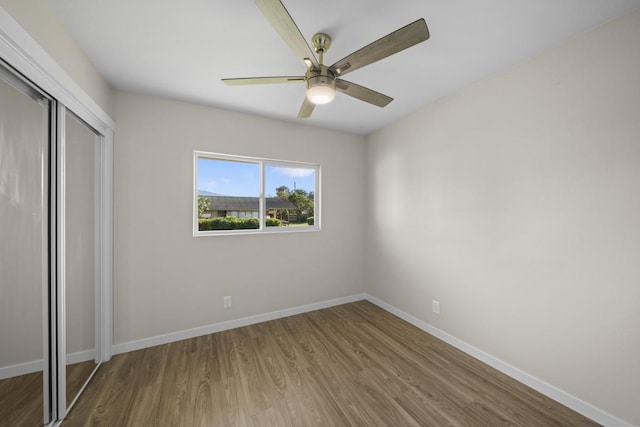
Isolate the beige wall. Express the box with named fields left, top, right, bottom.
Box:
left=112, top=91, right=366, bottom=345
left=365, top=10, right=640, bottom=425
left=0, top=0, right=112, bottom=116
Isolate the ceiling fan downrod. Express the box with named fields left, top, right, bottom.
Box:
left=311, top=33, right=331, bottom=66
left=305, top=33, right=336, bottom=104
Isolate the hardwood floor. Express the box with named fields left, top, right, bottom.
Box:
left=0, top=360, right=96, bottom=426
left=67, top=360, right=98, bottom=406
left=0, top=371, right=42, bottom=427
left=63, top=301, right=599, bottom=426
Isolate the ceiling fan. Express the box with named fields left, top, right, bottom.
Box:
left=222, top=0, right=430, bottom=118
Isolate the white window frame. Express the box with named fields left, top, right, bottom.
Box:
left=193, top=151, right=321, bottom=236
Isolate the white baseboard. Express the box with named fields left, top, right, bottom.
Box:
left=0, top=350, right=97, bottom=380
left=112, top=293, right=367, bottom=355
left=365, top=294, right=631, bottom=427
left=0, top=359, right=42, bottom=380
left=66, top=349, right=97, bottom=365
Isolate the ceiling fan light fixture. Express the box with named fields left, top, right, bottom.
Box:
left=307, top=84, right=335, bottom=104
left=306, top=74, right=336, bottom=104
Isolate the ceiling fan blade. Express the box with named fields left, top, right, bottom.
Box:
left=222, top=76, right=304, bottom=86
left=335, top=79, right=393, bottom=108
left=255, top=0, right=320, bottom=70
left=329, top=19, right=429, bottom=77
left=297, top=96, right=315, bottom=118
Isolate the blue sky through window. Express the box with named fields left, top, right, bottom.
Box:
left=198, top=158, right=315, bottom=197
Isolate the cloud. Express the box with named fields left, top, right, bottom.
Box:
left=202, top=178, right=233, bottom=193
left=202, top=180, right=219, bottom=192
left=272, top=167, right=314, bottom=178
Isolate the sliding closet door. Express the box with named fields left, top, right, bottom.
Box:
left=0, top=65, right=51, bottom=425
left=61, top=110, right=100, bottom=413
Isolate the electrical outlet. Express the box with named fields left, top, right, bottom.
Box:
left=432, top=300, right=440, bottom=315
left=223, top=296, right=232, bottom=308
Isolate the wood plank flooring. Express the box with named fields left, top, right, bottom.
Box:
left=63, top=301, right=600, bottom=426
left=0, top=371, right=42, bottom=427
left=67, top=360, right=98, bottom=406
left=0, top=360, right=97, bottom=426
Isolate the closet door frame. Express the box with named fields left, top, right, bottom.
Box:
left=0, top=5, right=114, bottom=363
left=55, top=106, right=105, bottom=418
left=54, top=94, right=109, bottom=424
left=1, top=6, right=115, bottom=425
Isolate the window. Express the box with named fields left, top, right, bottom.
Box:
left=194, top=152, right=320, bottom=235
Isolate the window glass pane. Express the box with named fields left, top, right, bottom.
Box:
left=194, top=153, right=319, bottom=235
left=197, top=158, right=260, bottom=230
left=264, top=165, right=316, bottom=228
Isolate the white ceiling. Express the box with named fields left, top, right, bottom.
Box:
left=49, top=0, right=640, bottom=135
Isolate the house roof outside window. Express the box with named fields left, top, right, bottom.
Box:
left=198, top=194, right=296, bottom=211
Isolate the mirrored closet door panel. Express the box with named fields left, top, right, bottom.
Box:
left=0, top=65, right=51, bottom=425
left=63, top=111, right=100, bottom=410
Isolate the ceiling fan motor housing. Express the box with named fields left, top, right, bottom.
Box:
left=306, top=66, right=335, bottom=88
left=306, top=65, right=336, bottom=104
